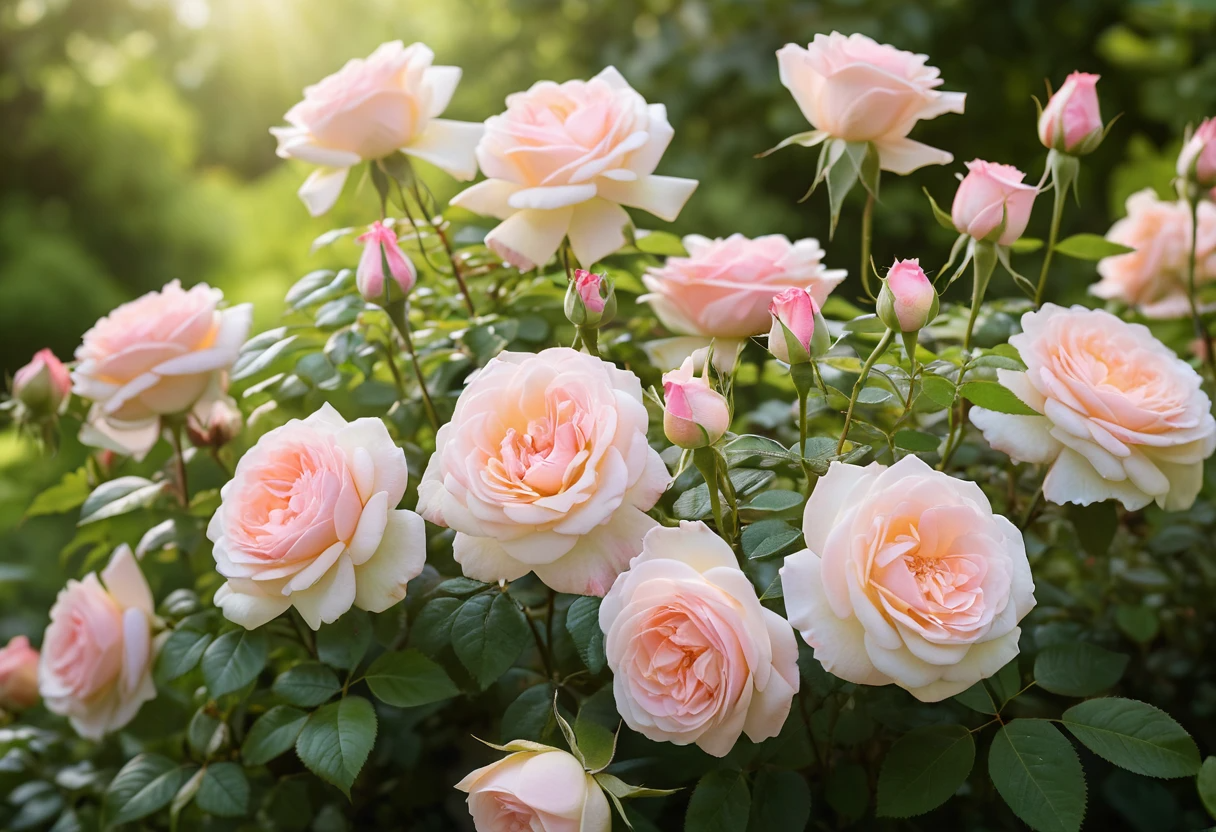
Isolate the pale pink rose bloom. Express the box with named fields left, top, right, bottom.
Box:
left=641, top=233, right=845, bottom=370
left=573, top=269, right=606, bottom=315
left=972, top=305, right=1216, bottom=511
left=12, top=348, right=72, bottom=415
left=272, top=41, right=483, bottom=216
left=776, top=32, right=965, bottom=173
left=951, top=160, right=1038, bottom=245
left=1178, top=118, right=1216, bottom=187
left=1038, top=72, right=1103, bottom=154
left=451, top=67, right=698, bottom=271
left=356, top=221, right=417, bottom=303
left=39, top=546, right=158, bottom=740
left=767, top=287, right=818, bottom=363
left=600, top=522, right=799, bottom=756
left=209, top=403, right=426, bottom=630
left=1092, top=189, right=1216, bottom=319
left=662, top=358, right=730, bottom=449
left=781, top=456, right=1035, bottom=702
left=72, top=280, right=252, bottom=461
left=417, top=348, right=671, bottom=596
left=456, top=748, right=610, bottom=832
left=0, top=636, right=40, bottom=711
left=885, top=258, right=936, bottom=332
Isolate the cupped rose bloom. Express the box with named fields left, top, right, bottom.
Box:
left=39, top=546, right=158, bottom=740
left=456, top=748, right=610, bottom=832
left=600, top=522, right=799, bottom=756
left=417, top=348, right=671, bottom=596
left=641, top=234, right=846, bottom=370
left=0, top=636, right=40, bottom=711
left=1178, top=118, right=1216, bottom=188
left=1092, top=189, right=1216, bottom=319
left=12, top=349, right=72, bottom=415
left=878, top=259, right=937, bottom=332
left=971, top=304, right=1216, bottom=511
left=776, top=32, right=965, bottom=173
left=356, top=221, right=417, bottom=304
left=451, top=67, right=698, bottom=271
left=72, top=280, right=252, bottom=461
left=662, top=358, right=730, bottom=449
left=781, top=456, right=1035, bottom=702
left=1038, top=72, right=1103, bottom=155
left=767, top=287, right=819, bottom=364
left=271, top=41, right=482, bottom=216
left=951, top=160, right=1038, bottom=246
left=209, top=403, right=427, bottom=630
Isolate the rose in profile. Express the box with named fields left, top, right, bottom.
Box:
left=662, top=358, right=730, bottom=450
left=456, top=747, right=610, bottom=832
left=11, top=349, right=72, bottom=416
left=951, top=160, right=1038, bottom=245
left=0, top=636, right=40, bottom=712
left=1038, top=72, right=1104, bottom=155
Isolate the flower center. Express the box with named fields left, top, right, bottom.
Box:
left=484, top=397, right=591, bottom=499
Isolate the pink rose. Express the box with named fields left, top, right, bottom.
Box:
left=781, top=456, right=1035, bottom=702
left=417, top=348, right=671, bottom=596
left=0, top=636, right=40, bottom=712
left=600, top=522, right=799, bottom=756
left=1038, top=72, right=1103, bottom=155
left=1091, top=189, right=1216, bottom=319
left=573, top=270, right=606, bottom=316
left=72, top=280, right=252, bottom=461
left=1178, top=118, right=1216, bottom=188
left=272, top=41, right=483, bottom=216
left=662, top=358, right=730, bottom=449
left=972, top=304, right=1216, bottom=511
left=451, top=68, right=698, bottom=271
left=879, top=258, right=937, bottom=332
left=776, top=32, right=965, bottom=173
left=39, top=546, right=158, bottom=740
left=356, top=221, right=418, bottom=304
left=456, top=748, right=610, bottom=832
left=209, top=403, right=427, bottom=630
left=12, top=348, right=72, bottom=415
left=767, top=287, right=819, bottom=364
left=951, top=160, right=1038, bottom=245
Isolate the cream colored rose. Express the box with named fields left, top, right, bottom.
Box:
left=417, top=348, right=671, bottom=596
left=971, top=304, right=1216, bottom=511
left=209, top=403, right=427, bottom=630
left=781, top=456, right=1035, bottom=702
left=456, top=748, right=610, bottom=832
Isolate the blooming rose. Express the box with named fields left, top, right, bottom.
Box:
left=40, top=546, right=158, bottom=740
left=971, top=304, right=1216, bottom=511
left=776, top=32, right=965, bottom=173
left=600, top=522, right=799, bottom=755
left=209, top=403, right=427, bottom=630
left=0, top=636, right=40, bottom=711
left=1038, top=72, right=1104, bottom=155
left=1178, top=118, right=1216, bottom=188
left=271, top=41, right=482, bottom=216
left=450, top=67, right=698, bottom=271
left=356, top=221, right=417, bottom=304
left=1092, top=189, right=1216, bottom=319
left=662, top=358, right=730, bottom=449
left=951, top=160, right=1038, bottom=245
left=417, top=348, right=671, bottom=596
left=456, top=747, right=610, bottom=832
left=12, top=349, right=72, bottom=415
left=72, top=280, right=252, bottom=461
left=781, top=456, right=1035, bottom=702
left=641, top=233, right=845, bottom=370
left=878, top=259, right=937, bottom=332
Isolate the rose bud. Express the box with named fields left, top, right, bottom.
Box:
left=0, top=636, right=40, bottom=712
left=11, top=349, right=71, bottom=415
left=1178, top=118, right=1216, bottom=189
left=952, top=160, right=1038, bottom=245
left=877, top=259, right=939, bottom=333
left=767, top=287, right=829, bottom=365
left=564, top=269, right=616, bottom=327
left=1038, top=72, right=1104, bottom=156
left=663, top=357, right=730, bottom=449
left=356, top=221, right=417, bottom=305
left=185, top=395, right=243, bottom=449
left=456, top=747, right=611, bottom=832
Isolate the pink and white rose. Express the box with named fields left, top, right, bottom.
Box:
left=417, top=348, right=671, bottom=596
left=0, top=636, right=40, bottom=712
left=880, top=258, right=937, bottom=332
left=662, top=358, right=730, bottom=449
left=456, top=747, right=610, bottom=832
left=951, top=160, right=1038, bottom=246
left=1038, top=72, right=1104, bottom=155
left=356, top=221, right=418, bottom=303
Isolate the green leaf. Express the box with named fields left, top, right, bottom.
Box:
left=1053, top=233, right=1134, bottom=261
left=877, top=724, right=975, bottom=818
left=364, top=649, right=459, bottom=707
left=825, top=141, right=863, bottom=235
left=188, top=709, right=227, bottom=758
left=893, top=429, right=941, bottom=453
left=565, top=596, right=606, bottom=674
left=1198, top=757, right=1216, bottom=819
left=1033, top=643, right=1128, bottom=697
left=1062, top=698, right=1201, bottom=778
left=686, top=769, right=750, bottom=832
left=104, top=754, right=191, bottom=827
left=825, top=762, right=869, bottom=821
left=920, top=375, right=957, bottom=409
left=960, top=381, right=1039, bottom=415
left=409, top=596, right=463, bottom=655
left=635, top=230, right=687, bottom=256
left=25, top=468, right=90, bottom=519
left=295, top=697, right=378, bottom=796
left=273, top=662, right=341, bottom=708
left=451, top=592, right=531, bottom=689
left=1011, top=237, right=1045, bottom=254
left=842, top=313, right=889, bottom=333
left=232, top=335, right=301, bottom=381
left=742, top=490, right=803, bottom=515
left=1115, top=604, right=1159, bottom=644
left=435, top=577, right=490, bottom=596
left=954, top=681, right=998, bottom=715
left=201, top=629, right=268, bottom=698
left=722, top=435, right=793, bottom=466
left=155, top=628, right=213, bottom=683
left=241, top=706, right=309, bottom=767
left=78, top=477, right=165, bottom=525
left=195, top=763, right=249, bottom=818
left=923, top=187, right=958, bottom=232
left=988, top=719, right=1086, bottom=832
left=502, top=684, right=556, bottom=744
left=316, top=609, right=373, bottom=670
left=741, top=519, right=803, bottom=561
left=748, top=769, right=811, bottom=832
left=675, top=470, right=775, bottom=520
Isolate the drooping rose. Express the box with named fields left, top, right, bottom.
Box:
left=951, top=160, right=1038, bottom=245
left=971, top=304, right=1216, bottom=511
left=1091, top=189, right=1216, bottom=319
left=72, top=280, right=252, bottom=461
left=767, top=287, right=819, bottom=364
left=662, top=358, right=730, bottom=449
left=600, top=522, right=799, bottom=756
left=878, top=259, right=937, bottom=332
left=356, top=221, right=418, bottom=304
left=209, top=403, right=427, bottom=630
left=1038, top=72, right=1104, bottom=155
left=456, top=747, right=610, bottom=832
left=0, top=636, right=40, bottom=712
left=450, top=67, right=698, bottom=271
left=776, top=32, right=965, bottom=173
left=271, top=41, right=482, bottom=216
left=417, top=348, right=671, bottom=596
left=39, top=546, right=158, bottom=740
left=641, top=234, right=845, bottom=370
left=1178, top=118, right=1216, bottom=188
left=12, top=349, right=72, bottom=415
left=781, top=456, right=1035, bottom=702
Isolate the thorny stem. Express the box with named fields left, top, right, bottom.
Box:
left=407, top=177, right=476, bottom=316
left=385, top=300, right=440, bottom=431
left=511, top=587, right=554, bottom=680
left=168, top=419, right=189, bottom=508
left=860, top=193, right=876, bottom=301
left=694, top=447, right=728, bottom=540
left=837, top=330, right=893, bottom=455
left=1034, top=176, right=1066, bottom=307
